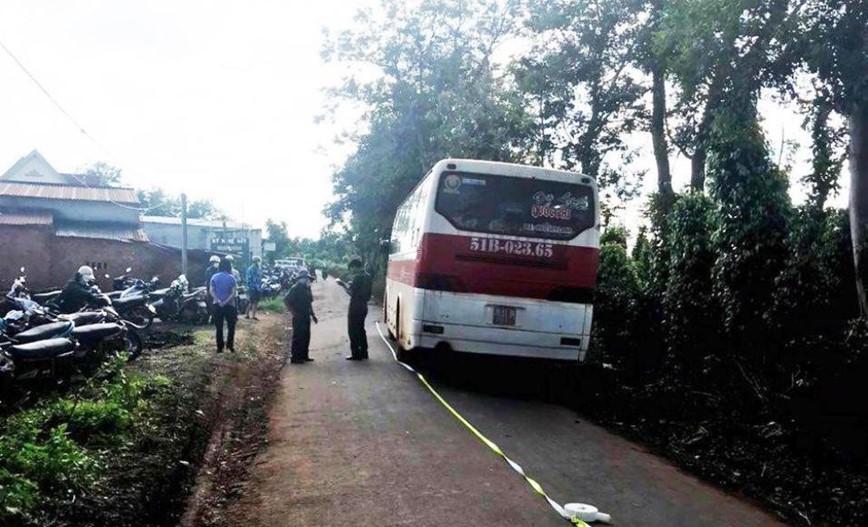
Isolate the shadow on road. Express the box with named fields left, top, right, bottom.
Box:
left=405, top=349, right=586, bottom=407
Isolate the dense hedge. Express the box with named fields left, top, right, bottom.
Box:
left=591, top=193, right=866, bottom=462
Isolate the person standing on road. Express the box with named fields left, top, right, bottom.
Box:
left=336, top=258, right=372, bottom=360
left=204, top=255, right=220, bottom=320
left=283, top=269, right=318, bottom=364
left=210, top=258, right=238, bottom=353
left=246, top=255, right=263, bottom=320
left=226, top=255, right=243, bottom=285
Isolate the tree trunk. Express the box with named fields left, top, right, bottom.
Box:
left=651, top=62, right=673, bottom=204
left=690, top=146, right=706, bottom=191
left=850, top=99, right=868, bottom=317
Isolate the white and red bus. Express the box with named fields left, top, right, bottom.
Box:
left=384, top=159, right=599, bottom=361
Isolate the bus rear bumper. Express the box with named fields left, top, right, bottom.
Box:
left=415, top=322, right=587, bottom=361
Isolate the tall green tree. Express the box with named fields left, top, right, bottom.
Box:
left=793, top=0, right=868, bottom=316
left=80, top=162, right=122, bottom=187
left=136, top=188, right=221, bottom=219
left=323, top=0, right=534, bottom=262
left=265, top=219, right=291, bottom=258
left=516, top=0, right=645, bottom=199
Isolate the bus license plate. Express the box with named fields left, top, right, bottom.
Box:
left=493, top=306, right=517, bottom=326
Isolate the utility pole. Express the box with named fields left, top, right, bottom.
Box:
left=181, top=193, right=189, bottom=276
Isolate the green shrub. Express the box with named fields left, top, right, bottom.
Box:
left=258, top=297, right=285, bottom=313
left=707, top=105, right=792, bottom=359
left=0, top=357, right=171, bottom=520
left=589, top=232, right=641, bottom=369
left=662, top=193, right=719, bottom=376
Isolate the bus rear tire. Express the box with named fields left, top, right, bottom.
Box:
left=395, top=306, right=411, bottom=362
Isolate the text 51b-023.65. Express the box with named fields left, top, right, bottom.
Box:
left=468, top=237, right=554, bottom=258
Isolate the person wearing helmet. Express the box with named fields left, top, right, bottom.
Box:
left=54, top=265, right=104, bottom=314
left=225, top=255, right=242, bottom=285
left=336, top=257, right=372, bottom=360
left=246, top=255, right=263, bottom=320
left=283, top=268, right=318, bottom=363
left=204, top=255, right=221, bottom=320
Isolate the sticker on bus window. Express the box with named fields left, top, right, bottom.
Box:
left=531, top=191, right=571, bottom=220
left=462, top=178, right=486, bottom=186
left=522, top=223, right=574, bottom=235
left=558, top=192, right=590, bottom=212
left=443, top=174, right=462, bottom=194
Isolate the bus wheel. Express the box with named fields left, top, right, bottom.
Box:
left=396, top=306, right=411, bottom=362
left=387, top=301, right=397, bottom=341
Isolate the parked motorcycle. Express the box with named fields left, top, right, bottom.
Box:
left=151, top=275, right=209, bottom=325
left=112, top=267, right=135, bottom=291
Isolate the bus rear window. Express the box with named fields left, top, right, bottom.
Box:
left=434, top=171, right=595, bottom=240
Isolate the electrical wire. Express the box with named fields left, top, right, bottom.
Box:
left=0, top=37, right=179, bottom=213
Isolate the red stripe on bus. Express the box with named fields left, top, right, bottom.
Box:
left=387, top=233, right=598, bottom=301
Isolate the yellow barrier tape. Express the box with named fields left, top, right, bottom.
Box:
left=375, top=323, right=591, bottom=527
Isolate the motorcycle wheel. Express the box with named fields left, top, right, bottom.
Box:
left=125, top=330, right=144, bottom=361
left=127, top=306, right=155, bottom=330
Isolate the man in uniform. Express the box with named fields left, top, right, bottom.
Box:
left=337, top=258, right=373, bottom=360
left=246, top=255, right=263, bottom=320
left=283, top=269, right=318, bottom=363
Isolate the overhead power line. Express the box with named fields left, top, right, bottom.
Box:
left=0, top=36, right=176, bottom=213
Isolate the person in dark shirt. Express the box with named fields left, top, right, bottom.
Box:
left=209, top=258, right=238, bottom=353
left=336, top=258, right=373, bottom=360
left=55, top=265, right=104, bottom=314
left=284, top=269, right=318, bottom=363
left=204, top=255, right=220, bottom=320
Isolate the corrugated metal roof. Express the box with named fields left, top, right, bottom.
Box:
left=0, top=213, right=53, bottom=226
left=0, top=181, right=139, bottom=204
left=55, top=224, right=150, bottom=242
left=141, top=215, right=256, bottom=230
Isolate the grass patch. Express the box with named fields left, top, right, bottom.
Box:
left=0, top=355, right=171, bottom=525
left=257, top=297, right=285, bottom=313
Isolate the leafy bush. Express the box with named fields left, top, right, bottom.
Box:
left=258, top=297, right=286, bottom=313
left=589, top=227, right=641, bottom=369
left=662, top=193, right=720, bottom=376
left=706, top=106, right=791, bottom=360
left=0, top=357, right=170, bottom=521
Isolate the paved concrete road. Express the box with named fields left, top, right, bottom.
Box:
left=230, top=279, right=785, bottom=527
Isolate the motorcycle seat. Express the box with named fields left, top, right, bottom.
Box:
left=15, top=321, right=74, bottom=343
left=31, top=291, right=61, bottom=304
left=72, top=323, right=122, bottom=341
left=9, top=337, right=75, bottom=360
left=113, top=296, right=146, bottom=310
left=63, top=312, right=105, bottom=326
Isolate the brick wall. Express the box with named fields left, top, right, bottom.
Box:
left=0, top=225, right=212, bottom=292
left=0, top=225, right=52, bottom=290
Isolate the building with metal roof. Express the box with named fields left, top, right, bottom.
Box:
left=142, top=215, right=262, bottom=260
left=0, top=150, right=142, bottom=229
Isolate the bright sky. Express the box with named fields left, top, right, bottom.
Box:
left=0, top=0, right=368, bottom=238
left=0, top=1, right=849, bottom=241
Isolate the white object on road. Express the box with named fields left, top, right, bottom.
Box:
left=564, top=503, right=611, bottom=523
left=376, top=321, right=612, bottom=527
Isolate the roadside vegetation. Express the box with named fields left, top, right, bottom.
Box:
left=257, top=297, right=285, bottom=314
left=317, top=1, right=868, bottom=525
left=0, top=318, right=286, bottom=527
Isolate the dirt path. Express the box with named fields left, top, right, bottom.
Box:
left=227, top=279, right=786, bottom=526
